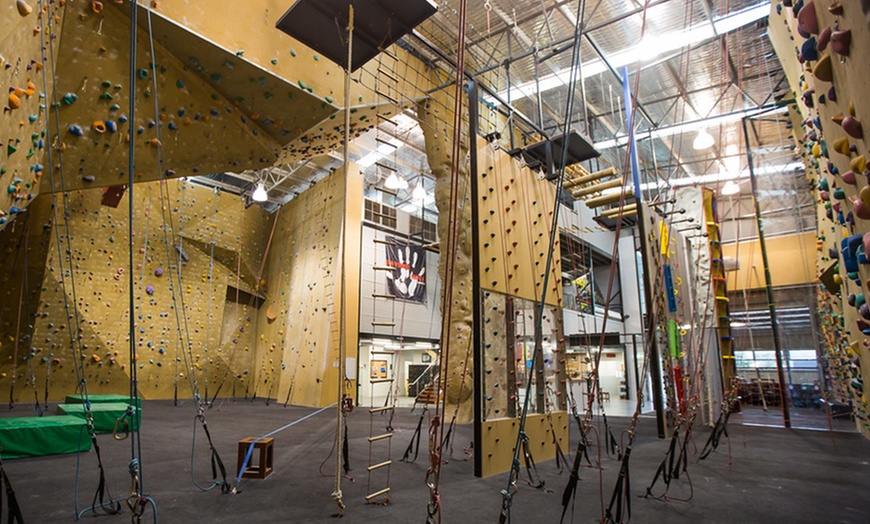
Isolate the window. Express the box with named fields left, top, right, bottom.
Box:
left=364, top=199, right=397, bottom=229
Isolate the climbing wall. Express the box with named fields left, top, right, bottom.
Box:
left=0, top=181, right=270, bottom=402
left=1, top=0, right=66, bottom=229
left=254, top=165, right=362, bottom=408
left=769, top=0, right=870, bottom=435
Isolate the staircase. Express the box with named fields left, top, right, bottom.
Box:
left=415, top=382, right=440, bottom=405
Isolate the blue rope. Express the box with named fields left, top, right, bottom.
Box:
left=234, top=404, right=335, bottom=486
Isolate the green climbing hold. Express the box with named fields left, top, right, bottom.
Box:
left=138, top=68, right=149, bottom=79
left=325, top=96, right=334, bottom=104
left=7, top=185, right=17, bottom=194
left=99, top=91, right=113, bottom=100
left=313, top=54, right=319, bottom=61
left=271, top=59, right=278, bottom=65
left=236, top=50, right=245, bottom=56
left=6, top=144, right=16, bottom=155
left=176, top=80, right=185, bottom=89
left=290, top=49, right=297, bottom=57
left=109, top=104, right=120, bottom=111
left=28, top=114, right=37, bottom=123
left=101, top=80, right=112, bottom=88
left=62, top=92, right=77, bottom=105
left=298, top=80, right=307, bottom=89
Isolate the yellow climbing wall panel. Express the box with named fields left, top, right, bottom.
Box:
left=480, top=413, right=568, bottom=478
left=0, top=181, right=270, bottom=402
left=1, top=0, right=66, bottom=230
left=256, top=165, right=362, bottom=408
left=721, top=232, right=817, bottom=291
left=477, top=137, right=562, bottom=306
left=769, top=1, right=870, bottom=435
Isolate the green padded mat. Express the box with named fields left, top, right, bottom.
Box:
left=64, top=394, right=142, bottom=407
left=57, top=402, right=140, bottom=434
left=0, top=415, right=92, bottom=459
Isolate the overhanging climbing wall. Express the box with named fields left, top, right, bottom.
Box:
left=769, top=1, right=870, bottom=436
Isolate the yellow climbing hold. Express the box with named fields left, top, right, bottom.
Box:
left=16, top=0, right=33, bottom=16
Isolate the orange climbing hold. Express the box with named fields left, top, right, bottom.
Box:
left=8, top=93, right=21, bottom=110
left=91, top=1, right=103, bottom=14
left=92, top=120, right=107, bottom=133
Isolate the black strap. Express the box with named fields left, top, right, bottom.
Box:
left=520, top=434, right=549, bottom=491
left=90, top=435, right=122, bottom=515
left=559, top=439, right=586, bottom=524
left=199, top=415, right=230, bottom=494
left=700, top=410, right=730, bottom=460
left=402, top=411, right=426, bottom=463
left=603, top=414, right=621, bottom=459
left=342, top=421, right=350, bottom=474
left=0, top=465, right=25, bottom=524
left=605, top=447, right=632, bottom=523
left=645, top=430, right=679, bottom=497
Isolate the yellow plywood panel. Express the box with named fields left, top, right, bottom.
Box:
left=477, top=138, right=562, bottom=307
left=480, top=413, right=569, bottom=478
left=722, top=232, right=817, bottom=291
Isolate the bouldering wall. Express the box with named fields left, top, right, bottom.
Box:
left=255, top=165, right=362, bottom=408
left=0, top=181, right=271, bottom=402
left=769, top=0, right=870, bottom=435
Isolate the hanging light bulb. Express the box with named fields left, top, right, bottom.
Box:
left=398, top=176, right=409, bottom=190
left=413, top=181, right=426, bottom=200
left=692, top=129, right=715, bottom=150
left=252, top=182, right=268, bottom=202
left=720, top=180, right=740, bottom=196
left=384, top=172, right=401, bottom=190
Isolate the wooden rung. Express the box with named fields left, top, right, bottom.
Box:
left=378, top=45, right=398, bottom=60
left=367, top=460, right=392, bottom=472
left=372, top=294, right=395, bottom=299
left=371, top=322, right=396, bottom=327
left=572, top=178, right=624, bottom=198
left=377, top=113, right=398, bottom=126
left=375, top=137, right=398, bottom=149
left=372, top=266, right=394, bottom=271
left=375, top=186, right=397, bottom=196
left=375, top=90, right=399, bottom=105
left=370, top=378, right=394, bottom=384
left=369, top=433, right=393, bottom=442
left=373, top=238, right=397, bottom=245
left=365, top=487, right=392, bottom=501
left=369, top=406, right=395, bottom=413
left=376, top=161, right=396, bottom=172
left=422, top=242, right=439, bottom=249
left=377, top=68, right=399, bottom=83
left=563, top=166, right=617, bottom=188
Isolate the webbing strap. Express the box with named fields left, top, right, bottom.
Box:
left=0, top=467, right=24, bottom=524
left=520, top=433, right=548, bottom=491
left=402, top=412, right=426, bottom=463
left=199, top=415, right=230, bottom=494
left=342, top=421, right=351, bottom=475
left=700, top=410, right=730, bottom=460
left=605, top=447, right=632, bottom=523
left=90, top=435, right=121, bottom=515
left=559, top=439, right=585, bottom=524
left=645, top=431, right=679, bottom=497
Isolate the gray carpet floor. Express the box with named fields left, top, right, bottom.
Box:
left=1, top=400, right=868, bottom=523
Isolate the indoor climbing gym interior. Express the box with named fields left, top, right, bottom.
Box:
left=0, top=0, right=868, bottom=522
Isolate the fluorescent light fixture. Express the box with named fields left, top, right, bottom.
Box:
left=693, top=130, right=715, bottom=150
left=384, top=172, right=401, bottom=190
left=491, top=2, right=770, bottom=104
left=720, top=180, right=741, bottom=195
left=252, top=182, right=268, bottom=202
left=413, top=181, right=426, bottom=200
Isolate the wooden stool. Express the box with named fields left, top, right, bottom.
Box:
left=237, top=437, right=274, bottom=479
